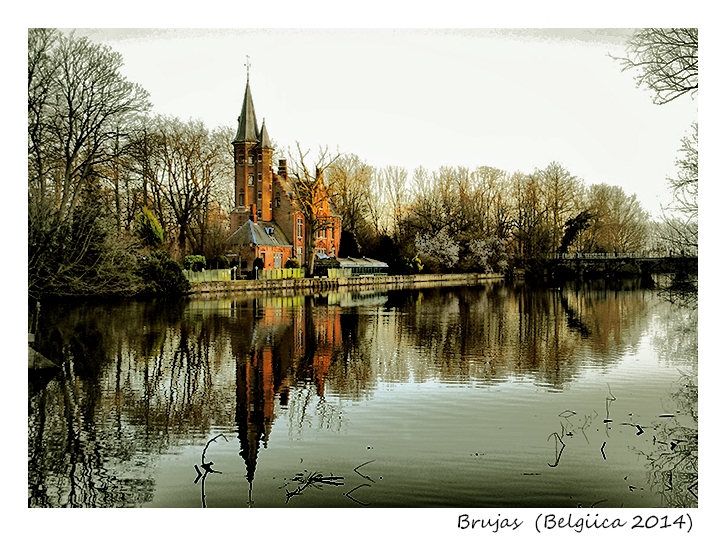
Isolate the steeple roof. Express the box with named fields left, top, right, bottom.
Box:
left=233, top=78, right=259, bottom=143
left=259, top=119, right=272, bottom=149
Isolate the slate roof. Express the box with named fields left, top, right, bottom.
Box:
left=259, top=120, right=272, bottom=149
left=227, top=219, right=293, bottom=247
left=233, top=79, right=259, bottom=143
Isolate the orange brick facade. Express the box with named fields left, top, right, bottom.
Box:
left=227, top=76, right=341, bottom=271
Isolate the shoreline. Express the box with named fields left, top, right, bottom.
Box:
left=188, top=272, right=504, bottom=296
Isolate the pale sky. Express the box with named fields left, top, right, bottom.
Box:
left=71, top=27, right=698, bottom=218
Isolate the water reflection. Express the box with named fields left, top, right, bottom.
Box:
left=644, top=296, right=698, bottom=507
left=28, top=280, right=696, bottom=507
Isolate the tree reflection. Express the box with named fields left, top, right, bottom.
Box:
left=640, top=373, right=698, bottom=507
left=28, top=298, right=232, bottom=507
left=383, top=281, right=648, bottom=390
left=29, top=281, right=673, bottom=507
left=641, top=295, right=697, bottom=507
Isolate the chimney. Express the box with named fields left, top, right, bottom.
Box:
left=278, top=159, right=287, bottom=179
left=249, top=204, right=257, bottom=223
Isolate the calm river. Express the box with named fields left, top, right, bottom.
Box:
left=28, top=279, right=697, bottom=508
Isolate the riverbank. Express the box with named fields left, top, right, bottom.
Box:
left=188, top=272, right=503, bottom=295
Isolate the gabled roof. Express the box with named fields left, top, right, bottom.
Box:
left=227, top=219, right=293, bottom=248
left=233, top=78, right=259, bottom=144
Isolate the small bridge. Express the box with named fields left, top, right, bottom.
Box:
left=543, top=252, right=697, bottom=280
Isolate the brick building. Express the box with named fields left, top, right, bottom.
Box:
left=227, top=75, right=341, bottom=272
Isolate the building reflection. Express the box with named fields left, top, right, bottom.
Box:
left=229, top=294, right=342, bottom=495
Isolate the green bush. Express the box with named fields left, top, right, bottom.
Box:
left=284, top=258, right=300, bottom=269
left=184, top=254, right=206, bottom=271
left=138, top=251, right=190, bottom=296
left=134, top=207, right=164, bottom=248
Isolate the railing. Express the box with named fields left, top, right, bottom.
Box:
left=258, top=268, right=305, bottom=280
left=546, top=252, right=676, bottom=260
left=183, top=269, right=232, bottom=282
left=326, top=268, right=353, bottom=278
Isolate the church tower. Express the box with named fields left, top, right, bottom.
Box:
left=231, top=65, right=274, bottom=229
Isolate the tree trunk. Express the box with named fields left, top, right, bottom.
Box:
left=305, top=223, right=316, bottom=277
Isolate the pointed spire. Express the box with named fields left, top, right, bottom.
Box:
left=259, top=119, right=272, bottom=149
left=233, top=74, right=259, bottom=143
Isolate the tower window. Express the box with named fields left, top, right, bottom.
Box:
left=257, top=191, right=262, bottom=200
left=248, top=174, right=254, bottom=185
left=239, top=192, right=244, bottom=206
left=297, top=217, right=303, bottom=239
left=258, top=172, right=262, bottom=182
left=248, top=155, right=254, bottom=165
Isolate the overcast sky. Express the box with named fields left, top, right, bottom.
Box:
left=70, top=27, right=698, bottom=218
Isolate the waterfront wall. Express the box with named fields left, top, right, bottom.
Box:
left=188, top=272, right=503, bottom=294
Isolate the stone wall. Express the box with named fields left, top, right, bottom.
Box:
left=188, top=272, right=503, bottom=294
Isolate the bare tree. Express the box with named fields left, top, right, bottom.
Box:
left=28, top=30, right=150, bottom=222
left=662, top=122, right=698, bottom=254
left=614, top=29, right=698, bottom=258
left=580, top=184, right=649, bottom=253
left=287, top=143, right=340, bottom=276
left=510, top=171, right=549, bottom=258
left=147, top=116, right=228, bottom=257
left=380, top=165, right=411, bottom=241
left=28, top=29, right=151, bottom=298
left=615, top=28, right=698, bottom=105
left=537, top=162, right=583, bottom=254
left=327, top=154, right=375, bottom=239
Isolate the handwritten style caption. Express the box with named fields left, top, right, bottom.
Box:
left=457, top=513, right=693, bottom=533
